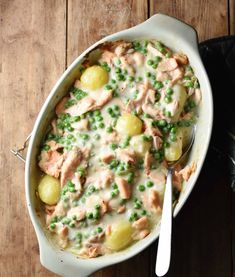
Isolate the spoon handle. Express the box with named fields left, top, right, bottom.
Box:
left=155, top=168, right=173, bottom=276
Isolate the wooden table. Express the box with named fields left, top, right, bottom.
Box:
left=1, top=1, right=234, bottom=276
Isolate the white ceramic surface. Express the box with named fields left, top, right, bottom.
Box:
left=25, top=14, right=213, bottom=277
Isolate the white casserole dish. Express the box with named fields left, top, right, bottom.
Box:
left=25, top=14, right=213, bottom=277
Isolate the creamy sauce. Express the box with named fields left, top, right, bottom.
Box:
left=37, top=40, right=200, bottom=258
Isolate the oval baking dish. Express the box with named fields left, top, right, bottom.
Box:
left=25, top=14, right=213, bottom=277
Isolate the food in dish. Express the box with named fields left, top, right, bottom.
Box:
left=37, top=39, right=201, bottom=258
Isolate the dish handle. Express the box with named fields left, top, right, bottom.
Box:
left=10, top=133, right=31, bottom=163
left=38, top=235, right=99, bottom=277
left=135, top=13, right=199, bottom=52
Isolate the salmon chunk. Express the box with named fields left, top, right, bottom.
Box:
left=116, top=177, right=131, bottom=199
left=60, top=148, right=83, bottom=186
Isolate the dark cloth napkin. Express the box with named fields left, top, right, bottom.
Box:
left=199, top=36, right=235, bottom=189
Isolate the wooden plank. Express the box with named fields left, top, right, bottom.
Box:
left=67, top=1, right=148, bottom=276
left=230, top=0, right=235, bottom=34
left=150, top=0, right=229, bottom=41
left=67, top=0, right=148, bottom=65
left=0, top=0, right=66, bottom=276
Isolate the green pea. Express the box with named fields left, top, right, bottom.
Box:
left=51, top=216, right=58, bottom=224
left=104, top=84, right=112, bottom=90
left=76, top=232, right=82, bottom=240
left=67, top=126, right=74, bottom=132
left=121, top=136, right=130, bottom=148
left=93, top=210, right=100, bottom=219
left=164, top=95, right=172, bottom=103
left=110, top=143, right=118, bottom=150
left=111, top=189, right=119, bottom=198
left=154, top=152, right=161, bottom=160
left=97, top=227, right=103, bottom=233
left=170, top=127, right=177, bottom=134
left=134, top=202, right=141, bottom=209
left=107, top=108, right=113, bottom=115
left=50, top=223, right=56, bottom=230
left=119, top=199, right=126, bottom=205
left=129, top=212, right=138, bottom=222
left=141, top=210, right=147, bottom=216
left=62, top=218, right=71, bottom=225
left=142, top=135, right=152, bottom=142
left=109, top=159, right=119, bottom=169
left=99, top=122, right=105, bottom=129
left=105, top=126, right=112, bottom=133
left=127, top=172, right=134, bottom=183
left=97, top=115, right=104, bottom=122
left=87, top=213, right=94, bottom=219
left=166, top=88, right=173, bottom=95
left=164, top=141, right=170, bottom=148
left=158, top=119, right=167, bottom=127
left=165, top=52, right=172, bottom=58
left=83, top=134, right=90, bottom=140
left=152, top=63, right=158, bottom=69
left=147, top=59, right=154, bottom=65
left=165, top=111, right=172, bottom=117
left=113, top=105, right=119, bottom=111
left=189, top=100, right=196, bottom=108
left=146, top=72, right=151, bottom=78
left=43, top=144, right=50, bottom=151
left=117, top=74, right=125, bottom=81
left=138, top=184, right=145, bottom=192
left=154, top=81, right=163, bottom=90
left=170, top=134, right=177, bottom=142
left=115, top=67, right=121, bottom=74
left=185, top=81, right=194, bottom=88
left=73, top=116, right=81, bottom=122
left=94, top=110, right=101, bottom=116
left=146, top=181, right=154, bottom=188
left=128, top=76, right=135, bottom=82
left=154, top=56, right=162, bottom=63
left=155, top=41, right=165, bottom=53
left=68, top=187, right=76, bottom=193
left=69, top=222, right=75, bottom=228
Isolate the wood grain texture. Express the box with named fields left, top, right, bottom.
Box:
left=67, top=0, right=148, bottom=65
left=0, top=0, right=66, bottom=276
left=230, top=0, right=235, bottom=34
left=150, top=0, right=229, bottom=41
left=0, top=0, right=233, bottom=276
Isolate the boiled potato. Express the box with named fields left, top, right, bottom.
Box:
left=171, top=84, right=187, bottom=121
left=130, top=135, right=151, bottom=156
left=105, top=221, right=133, bottom=251
left=80, top=65, right=109, bottom=90
left=165, top=131, right=183, bottom=162
left=38, top=175, right=61, bottom=205
left=179, top=126, right=192, bottom=148
left=116, top=114, right=143, bottom=136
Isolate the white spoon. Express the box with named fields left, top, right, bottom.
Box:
left=155, top=126, right=196, bottom=276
